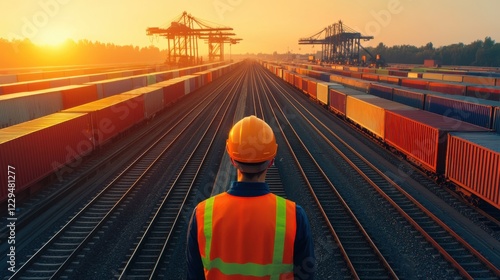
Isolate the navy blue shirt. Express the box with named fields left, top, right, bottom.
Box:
left=186, top=181, right=316, bottom=279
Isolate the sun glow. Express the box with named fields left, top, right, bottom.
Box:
left=33, top=26, right=72, bottom=46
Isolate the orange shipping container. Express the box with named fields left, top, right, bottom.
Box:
left=346, top=95, right=415, bottom=139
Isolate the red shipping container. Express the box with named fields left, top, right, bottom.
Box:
left=0, top=112, right=93, bottom=202
left=446, top=132, right=500, bottom=209
left=0, top=83, right=29, bottom=95
left=61, top=84, right=99, bottom=109
left=466, top=86, right=500, bottom=101
left=17, top=72, right=44, bottom=82
left=428, top=81, right=466, bottom=96
left=150, top=79, right=185, bottom=106
left=63, top=94, right=145, bottom=147
left=384, top=110, right=488, bottom=174
left=26, top=80, right=51, bottom=91
left=307, top=79, right=317, bottom=99
left=401, top=78, right=429, bottom=90
left=362, top=73, right=380, bottom=82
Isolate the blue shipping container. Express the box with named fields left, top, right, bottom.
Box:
left=424, top=93, right=498, bottom=129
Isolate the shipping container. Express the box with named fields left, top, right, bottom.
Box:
left=407, top=73, right=421, bottom=79
left=424, top=93, right=499, bottom=129
left=149, top=78, right=185, bottom=106
left=466, top=86, right=500, bottom=101
left=121, top=87, right=164, bottom=119
left=422, top=73, right=444, bottom=81
left=17, top=72, right=44, bottom=82
left=317, top=82, right=343, bottom=106
left=401, top=78, right=429, bottom=90
left=443, top=74, right=463, bottom=83
left=493, top=107, right=500, bottom=133
left=463, top=75, right=496, bottom=86
left=341, top=77, right=371, bottom=92
left=0, top=112, right=93, bottom=202
left=306, top=79, right=317, bottom=99
left=63, top=94, right=145, bottom=147
left=346, top=95, right=415, bottom=139
left=0, top=90, right=63, bottom=128
left=87, top=77, right=134, bottom=99
left=369, top=83, right=393, bottom=100
left=70, top=75, right=91, bottom=85
left=384, top=110, right=488, bottom=173
left=361, top=73, right=379, bottom=82
left=428, top=81, right=466, bottom=96
left=378, top=75, right=401, bottom=85
left=446, top=132, right=500, bottom=209
left=61, top=84, right=99, bottom=109
left=328, top=88, right=366, bottom=116
left=0, top=82, right=29, bottom=95
left=0, top=74, right=17, bottom=85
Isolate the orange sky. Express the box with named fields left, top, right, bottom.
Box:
left=2, top=0, right=499, bottom=55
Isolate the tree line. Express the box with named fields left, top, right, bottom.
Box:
left=363, top=37, right=500, bottom=67
left=0, top=38, right=168, bottom=68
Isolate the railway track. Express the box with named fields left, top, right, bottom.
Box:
left=253, top=67, right=398, bottom=279
left=117, top=68, right=243, bottom=279
left=259, top=64, right=500, bottom=279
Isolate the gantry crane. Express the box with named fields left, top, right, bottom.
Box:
left=147, top=11, right=241, bottom=66
left=299, top=20, right=374, bottom=65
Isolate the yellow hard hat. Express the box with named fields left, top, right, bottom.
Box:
left=226, top=115, right=277, bottom=164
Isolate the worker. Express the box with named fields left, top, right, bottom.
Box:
left=186, top=115, right=315, bottom=279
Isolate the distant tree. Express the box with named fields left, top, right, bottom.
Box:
left=362, top=37, right=500, bottom=67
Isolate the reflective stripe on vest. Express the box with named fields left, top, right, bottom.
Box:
left=201, top=194, right=294, bottom=279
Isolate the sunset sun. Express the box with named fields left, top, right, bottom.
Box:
left=34, top=26, right=72, bottom=46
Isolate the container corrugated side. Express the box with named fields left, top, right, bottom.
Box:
left=63, top=94, right=145, bottom=147
left=493, top=107, right=500, bottom=133
left=443, top=74, right=463, bottom=83
left=87, top=77, right=134, bottom=99
left=465, top=86, right=500, bottom=101
left=384, top=110, right=488, bottom=173
left=346, top=95, right=415, bottom=139
left=463, top=76, right=496, bottom=86
left=307, top=79, right=317, bottom=99
left=424, top=93, right=498, bottom=129
left=369, top=83, right=393, bottom=100
left=149, top=78, right=185, bottom=106
left=392, top=87, right=426, bottom=109
left=122, top=87, right=164, bottom=118
left=61, top=84, right=99, bottom=109
left=0, top=112, right=93, bottom=201
left=0, top=90, right=63, bottom=128
left=401, top=78, right=429, bottom=90
left=446, top=132, right=500, bottom=209
left=428, top=81, right=466, bottom=96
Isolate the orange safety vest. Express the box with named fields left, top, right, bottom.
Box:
left=196, top=192, right=297, bottom=280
